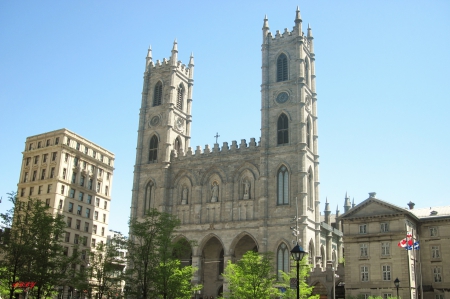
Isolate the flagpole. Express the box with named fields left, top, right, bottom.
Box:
left=418, top=232, right=423, bottom=299
left=405, top=222, right=411, bottom=299
left=412, top=228, right=417, bottom=299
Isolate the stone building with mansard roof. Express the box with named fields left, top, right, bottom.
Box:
left=129, top=8, right=343, bottom=298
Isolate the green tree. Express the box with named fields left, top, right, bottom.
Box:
left=126, top=209, right=199, bottom=299
left=277, top=258, right=319, bottom=299
left=76, top=236, right=126, bottom=299
left=0, top=193, right=78, bottom=299
left=221, top=251, right=280, bottom=299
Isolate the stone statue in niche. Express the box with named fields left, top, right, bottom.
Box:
left=211, top=182, right=219, bottom=202
left=181, top=187, right=188, bottom=205
left=243, top=179, right=250, bottom=200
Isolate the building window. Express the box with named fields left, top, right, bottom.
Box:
left=45, top=198, right=50, bottom=207
left=434, top=267, right=442, bottom=283
left=43, top=154, right=48, bottom=163
left=380, top=222, right=389, bottom=232
left=91, top=238, right=96, bottom=247
left=84, top=146, right=88, bottom=154
left=77, top=205, right=82, bottom=215
left=74, top=234, right=79, bottom=244
left=85, top=208, right=91, bottom=219
left=23, top=172, right=28, bottom=182
left=98, top=168, right=103, bottom=177
left=76, top=220, right=81, bottom=230
left=277, top=114, right=289, bottom=145
left=58, top=199, right=63, bottom=209
left=96, top=198, right=100, bottom=207
left=430, top=227, right=438, bottom=237
left=34, top=156, right=39, bottom=164
left=277, top=166, right=289, bottom=205
left=32, top=170, right=37, bottom=181
left=432, top=246, right=441, bottom=259
left=50, top=167, right=55, bottom=178
left=76, top=142, right=80, bottom=150
left=38, top=186, right=43, bottom=195
left=104, top=201, right=108, bottom=210
left=67, top=217, right=72, bottom=227
left=62, top=168, right=67, bottom=180
left=101, top=227, right=105, bottom=236
left=88, top=179, right=93, bottom=190
left=276, top=53, right=288, bottom=82
left=41, top=169, right=46, bottom=180
left=74, top=157, right=79, bottom=167
left=277, top=243, right=289, bottom=280
left=304, top=58, right=310, bottom=86
left=359, top=224, right=367, bottom=234
left=93, top=225, right=97, bottom=234
left=307, top=169, right=313, bottom=209
left=103, top=214, right=106, bottom=223
left=65, top=232, right=70, bottom=242
left=381, top=242, right=390, bottom=256
left=106, top=172, right=110, bottom=180
left=306, top=118, right=311, bottom=149
left=46, top=139, right=50, bottom=147
left=66, top=138, right=71, bottom=146
left=20, top=188, right=25, bottom=197
left=69, top=189, right=75, bottom=198
left=360, top=243, right=368, bottom=257
left=28, top=143, right=33, bottom=150
left=105, top=186, right=109, bottom=196
left=38, top=141, right=41, bottom=149
left=360, top=294, right=370, bottom=299
left=94, top=211, right=99, bottom=220
left=55, top=137, right=59, bottom=145
left=61, top=185, right=65, bottom=195
left=382, top=294, right=392, bottom=299
left=361, top=266, right=369, bottom=282
left=382, top=265, right=391, bottom=281
left=92, top=150, right=96, bottom=159
left=25, top=157, right=30, bottom=166
left=177, top=83, right=184, bottom=110
left=80, top=176, right=85, bottom=186
left=65, top=153, right=68, bottom=162
left=68, top=202, right=73, bottom=213
left=29, top=187, right=34, bottom=196
left=87, top=195, right=92, bottom=204
left=153, top=81, right=163, bottom=106
left=97, top=182, right=101, bottom=193
left=81, top=249, right=86, bottom=260
left=149, top=135, right=158, bottom=163
left=78, top=192, right=84, bottom=201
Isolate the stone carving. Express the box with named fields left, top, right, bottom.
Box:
left=243, top=179, right=250, bottom=200
left=211, top=182, right=219, bottom=202
left=181, top=187, right=188, bottom=205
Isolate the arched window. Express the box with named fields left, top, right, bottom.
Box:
left=277, top=54, right=288, bottom=82
left=277, top=166, right=289, bottom=205
left=144, top=181, right=154, bottom=216
left=174, top=138, right=182, bottom=155
left=308, top=241, right=315, bottom=265
left=306, top=118, right=311, bottom=149
left=177, top=84, right=184, bottom=110
left=153, top=81, right=162, bottom=106
left=308, top=169, right=313, bottom=209
left=148, top=135, right=158, bottom=163
left=277, top=243, right=289, bottom=280
left=277, top=114, right=289, bottom=145
left=305, top=58, right=310, bottom=86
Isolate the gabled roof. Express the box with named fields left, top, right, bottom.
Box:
left=410, top=206, right=450, bottom=220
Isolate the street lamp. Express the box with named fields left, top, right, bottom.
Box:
left=394, top=278, right=400, bottom=298
left=291, top=243, right=307, bottom=299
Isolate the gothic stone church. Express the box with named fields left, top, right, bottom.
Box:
left=130, top=8, right=343, bottom=298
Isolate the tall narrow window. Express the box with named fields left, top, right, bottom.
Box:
left=149, top=136, right=158, bottom=163
left=277, top=114, right=289, bottom=145
left=306, top=118, right=311, bottom=149
left=308, top=169, right=313, bottom=208
left=153, top=81, right=162, bottom=106
left=305, top=58, right=310, bottom=86
left=277, top=166, right=289, bottom=205
left=177, top=84, right=184, bottom=110
left=277, top=243, right=289, bottom=280
left=382, top=265, right=391, bottom=281
left=277, top=54, right=288, bottom=82
left=174, top=138, right=181, bottom=155
left=361, top=266, right=369, bottom=282
left=144, top=181, right=154, bottom=215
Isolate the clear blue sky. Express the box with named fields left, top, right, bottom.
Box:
left=1, top=1, right=449, bottom=234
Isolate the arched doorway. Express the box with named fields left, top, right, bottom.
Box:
left=200, top=236, right=224, bottom=298
left=232, top=234, right=258, bottom=261
left=172, top=237, right=192, bottom=267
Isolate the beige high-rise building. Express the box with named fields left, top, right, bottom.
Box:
left=17, top=128, right=115, bottom=298
left=130, top=8, right=343, bottom=298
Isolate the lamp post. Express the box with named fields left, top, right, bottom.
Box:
left=394, top=278, right=400, bottom=298
left=291, top=243, right=307, bottom=299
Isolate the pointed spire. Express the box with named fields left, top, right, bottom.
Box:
left=325, top=198, right=330, bottom=211
left=345, top=191, right=349, bottom=199
left=336, top=205, right=340, bottom=213
left=263, top=14, right=269, bottom=29
left=147, top=45, right=152, bottom=60
left=170, top=39, right=178, bottom=65
left=172, top=39, right=178, bottom=51
left=307, top=23, right=313, bottom=38
left=295, top=6, right=302, bottom=22
left=189, top=52, right=194, bottom=66
left=352, top=198, right=356, bottom=208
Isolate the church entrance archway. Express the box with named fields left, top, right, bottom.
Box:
left=200, top=236, right=224, bottom=298
left=173, top=237, right=192, bottom=267
left=231, top=233, right=258, bottom=261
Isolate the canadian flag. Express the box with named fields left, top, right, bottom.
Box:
left=397, top=232, right=413, bottom=248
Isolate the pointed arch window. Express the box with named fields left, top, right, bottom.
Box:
left=277, top=166, right=289, bottom=205
left=277, top=243, right=290, bottom=280
left=177, top=84, right=184, bottom=110
left=153, top=81, right=162, bottom=106
left=174, top=138, right=182, bottom=155
left=277, top=114, right=289, bottom=145
left=144, top=181, right=154, bottom=216
left=308, top=241, right=315, bottom=265
left=148, top=135, right=158, bottom=163
left=305, top=58, right=310, bottom=86
left=306, top=118, right=311, bottom=149
left=277, top=54, right=288, bottom=82
left=308, top=169, right=313, bottom=209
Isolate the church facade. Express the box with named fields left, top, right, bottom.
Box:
left=130, top=8, right=343, bottom=297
